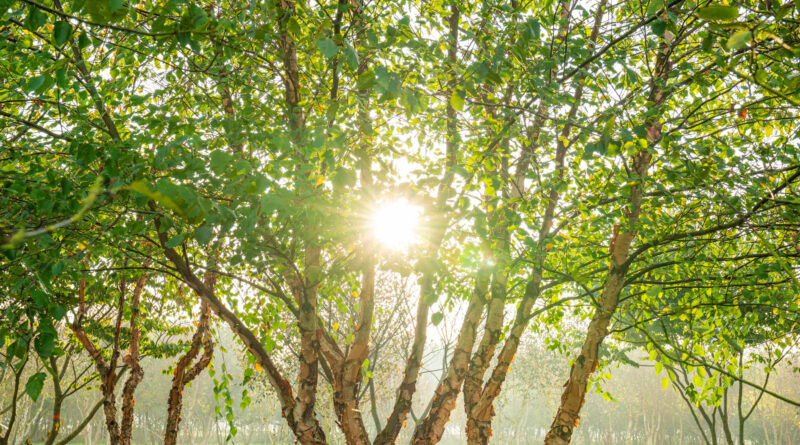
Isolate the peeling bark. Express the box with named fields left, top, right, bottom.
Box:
left=120, top=275, right=146, bottom=445
left=373, top=272, right=433, bottom=445
left=374, top=5, right=460, bottom=444
left=544, top=149, right=654, bottom=445
left=277, top=0, right=304, bottom=131
left=331, top=260, right=374, bottom=445
left=463, top=245, right=507, bottom=422
left=463, top=84, right=514, bottom=433
left=291, top=244, right=325, bottom=441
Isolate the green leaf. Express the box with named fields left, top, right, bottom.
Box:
left=725, top=30, right=752, bottom=50
left=27, top=75, right=48, bottom=92
left=53, top=21, right=73, bottom=46
left=650, top=20, right=666, bottom=37
left=78, top=31, right=91, bottom=49
left=331, top=167, right=357, bottom=188
left=692, top=373, right=704, bottom=387
left=31, top=290, right=49, bottom=307
left=128, top=180, right=185, bottom=216
left=25, top=7, right=47, bottom=31
left=356, top=70, right=376, bottom=90
left=342, top=44, right=359, bottom=70
left=696, top=5, right=739, bottom=21
left=317, top=39, right=338, bottom=58
left=646, top=285, right=662, bottom=297
left=431, top=312, right=444, bottom=325
left=754, top=68, right=768, bottom=83
left=55, top=68, right=68, bottom=89
left=260, top=194, right=284, bottom=213
left=701, top=33, right=715, bottom=52
left=35, top=332, right=56, bottom=358
left=193, top=225, right=213, bottom=245
left=165, top=234, right=185, bottom=249
left=109, top=0, right=124, bottom=13
left=49, top=305, right=67, bottom=320
left=661, top=376, right=670, bottom=390
left=25, top=372, right=46, bottom=401
left=646, top=0, right=664, bottom=17
left=722, top=333, right=743, bottom=353
left=210, top=150, right=231, bottom=173
left=450, top=89, right=465, bottom=111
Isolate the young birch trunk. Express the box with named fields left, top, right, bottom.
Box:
left=329, top=259, right=375, bottom=438
left=154, top=227, right=328, bottom=444
left=543, top=18, right=676, bottom=444
left=329, top=6, right=375, bottom=440
left=373, top=272, right=434, bottom=444
left=464, top=2, right=607, bottom=442
left=410, top=268, right=490, bottom=445
left=163, top=296, right=214, bottom=445
left=119, top=274, right=146, bottom=445
left=291, top=244, right=324, bottom=440
left=462, top=81, right=514, bottom=435
left=463, top=228, right=508, bottom=427
left=375, top=4, right=461, bottom=443
left=43, top=356, right=65, bottom=445
left=71, top=274, right=148, bottom=445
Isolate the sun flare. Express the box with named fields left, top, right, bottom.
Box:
left=372, top=199, right=421, bottom=250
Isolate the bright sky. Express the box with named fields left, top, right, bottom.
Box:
left=371, top=198, right=422, bottom=250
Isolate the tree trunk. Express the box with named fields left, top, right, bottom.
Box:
left=463, top=2, right=608, bottom=442
left=374, top=4, right=460, bottom=442
left=119, top=274, right=146, bottom=445
left=164, top=300, right=214, bottom=445
left=155, top=227, right=328, bottom=444
left=543, top=9, right=676, bottom=444
left=410, top=266, right=490, bottom=445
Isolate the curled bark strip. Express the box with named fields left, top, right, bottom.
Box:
left=120, top=274, right=147, bottom=445
left=292, top=245, right=325, bottom=443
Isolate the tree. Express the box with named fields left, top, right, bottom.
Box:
left=2, top=0, right=799, bottom=443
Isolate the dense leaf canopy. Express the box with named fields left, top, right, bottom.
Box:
left=1, top=0, right=799, bottom=443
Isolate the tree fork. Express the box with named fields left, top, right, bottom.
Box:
left=119, top=274, right=147, bottom=445
left=375, top=4, right=461, bottom=443
left=153, top=218, right=328, bottom=444
left=410, top=267, right=490, bottom=445
left=163, top=298, right=214, bottom=445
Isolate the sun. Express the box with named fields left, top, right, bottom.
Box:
left=372, top=199, right=421, bottom=250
